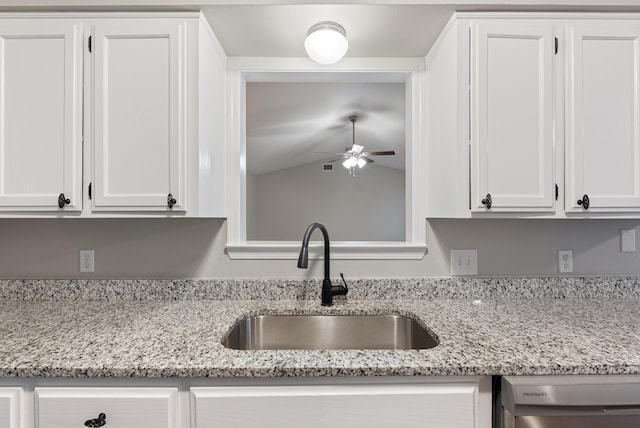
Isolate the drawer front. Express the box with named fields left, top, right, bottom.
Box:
left=192, top=383, right=478, bottom=428
left=36, top=387, right=178, bottom=428
left=0, top=388, right=22, bottom=428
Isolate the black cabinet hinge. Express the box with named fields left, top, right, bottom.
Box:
left=88, top=35, right=92, bottom=53
left=88, top=182, right=92, bottom=200
left=555, top=183, right=559, bottom=201
left=554, top=37, right=558, bottom=55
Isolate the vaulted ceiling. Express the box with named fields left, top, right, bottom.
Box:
left=246, top=82, right=406, bottom=176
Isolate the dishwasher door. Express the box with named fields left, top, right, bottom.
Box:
left=500, top=375, right=640, bottom=428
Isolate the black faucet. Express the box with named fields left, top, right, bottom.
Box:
left=297, top=223, right=348, bottom=306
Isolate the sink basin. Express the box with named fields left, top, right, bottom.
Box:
left=222, top=314, right=439, bottom=350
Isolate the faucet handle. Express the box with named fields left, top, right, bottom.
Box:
left=339, top=273, right=349, bottom=293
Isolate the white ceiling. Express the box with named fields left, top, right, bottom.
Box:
left=246, top=82, right=405, bottom=176
left=200, top=3, right=640, bottom=58
left=201, top=5, right=455, bottom=58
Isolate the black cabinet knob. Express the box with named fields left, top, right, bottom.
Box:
left=577, top=194, right=590, bottom=209
left=167, top=193, right=177, bottom=209
left=84, top=413, right=106, bottom=427
left=481, top=193, right=492, bottom=209
left=58, top=193, right=70, bottom=208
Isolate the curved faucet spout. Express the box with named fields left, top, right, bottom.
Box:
left=297, top=223, right=347, bottom=306
left=297, top=223, right=330, bottom=277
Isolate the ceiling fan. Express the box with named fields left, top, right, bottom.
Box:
left=323, top=115, right=396, bottom=175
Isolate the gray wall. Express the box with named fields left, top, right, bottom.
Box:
left=248, top=162, right=405, bottom=241
left=1, top=217, right=640, bottom=279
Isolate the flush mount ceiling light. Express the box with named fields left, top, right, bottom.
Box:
left=304, top=21, right=349, bottom=65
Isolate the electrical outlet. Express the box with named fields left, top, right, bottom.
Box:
left=621, top=229, right=636, bottom=252
left=558, top=250, right=573, bottom=273
left=450, top=250, right=478, bottom=276
left=80, top=250, right=94, bottom=273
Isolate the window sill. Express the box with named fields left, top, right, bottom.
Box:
left=225, top=242, right=427, bottom=260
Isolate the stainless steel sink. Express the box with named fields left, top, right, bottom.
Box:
left=222, top=314, right=439, bottom=350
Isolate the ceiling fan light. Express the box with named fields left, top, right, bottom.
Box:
left=343, top=157, right=357, bottom=169
left=305, top=21, right=348, bottom=65
left=351, top=144, right=364, bottom=154
left=357, top=157, right=367, bottom=168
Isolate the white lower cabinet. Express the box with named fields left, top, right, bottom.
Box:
left=0, top=377, right=490, bottom=428
left=191, top=379, right=489, bottom=428
left=35, top=387, right=178, bottom=428
left=0, top=388, right=22, bottom=428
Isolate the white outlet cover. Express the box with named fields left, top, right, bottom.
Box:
left=80, top=250, right=95, bottom=273
left=558, top=250, right=573, bottom=273
left=621, top=229, right=636, bottom=253
left=450, top=250, right=478, bottom=276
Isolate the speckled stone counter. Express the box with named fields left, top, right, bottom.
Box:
left=0, top=277, right=639, bottom=378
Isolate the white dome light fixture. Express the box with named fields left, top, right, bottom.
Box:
left=304, top=21, right=349, bottom=65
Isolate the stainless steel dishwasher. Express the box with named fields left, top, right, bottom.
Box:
left=498, top=375, right=640, bottom=428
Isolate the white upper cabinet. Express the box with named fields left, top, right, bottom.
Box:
left=92, top=20, right=186, bottom=212
left=0, top=13, right=227, bottom=217
left=0, top=20, right=83, bottom=212
left=565, top=21, right=640, bottom=212
left=427, top=13, right=640, bottom=218
left=471, top=21, right=555, bottom=212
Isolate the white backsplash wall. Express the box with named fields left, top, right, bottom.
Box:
left=1, top=218, right=640, bottom=278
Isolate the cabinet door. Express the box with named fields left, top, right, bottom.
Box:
left=192, top=383, right=478, bottom=428
left=35, top=387, right=178, bottom=428
left=471, top=21, right=555, bottom=212
left=92, top=20, right=186, bottom=212
left=0, top=20, right=83, bottom=212
left=0, top=388, right=21, bottom=428
left=566, top=22, right=640, bottom=212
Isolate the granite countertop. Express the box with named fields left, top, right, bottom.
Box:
left=0, top=277, right=639, bottom=377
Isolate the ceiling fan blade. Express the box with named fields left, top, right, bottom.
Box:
left=363, top=150, right=396, bottom=156
left=326, top=158, right=345, bottom=163
left=360, top=156, right=375, bottom=164
left=314, top=152, right=349, bottom=156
